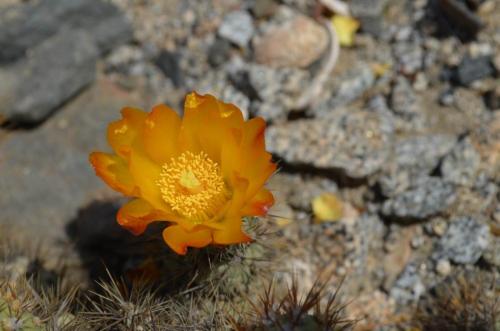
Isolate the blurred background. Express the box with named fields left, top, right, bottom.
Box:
left=0, top=0, right=499, bottom=329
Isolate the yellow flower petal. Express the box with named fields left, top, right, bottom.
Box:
left=162, top=225, right=213, bottom=255
left=107, top=107, right=147, bottom=159
left=212, top=217, right=252, bottom=245
left=117, top=198, right=158, bottom=235
left=242, top=187, right=275, bottom=216
left=89, top=152, right=137, bottom=196
left=181, top=92, right=244, bottom=162
left=312, top=193, right=344, bottom=222
left=332, top=15, right=360, bottom=47
left=128, top=147, right=164, bottom=209
left=142, top=104, right=181, bottom=164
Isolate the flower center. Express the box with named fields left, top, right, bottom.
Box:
left=157, top=151, right=227, bottom=223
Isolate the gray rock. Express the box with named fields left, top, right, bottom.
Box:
left=0, top=30, right=98, bottom=124
left=251, top=0, right=278, bottom=18
left=0, top=79, right=139, bottom=242
left=389, top=263, right=425, bottom=304
left=393, top=41, right=424, bottom=75
left=434, top=216, right=490, bottom=264
left=390, top=76, right=418, bottom=116
left=248, top=64, right=310, bottom=121
left=435, top=259, right=452, bottom=276
left=378, top=134, right=457, bottom=197
left=455, top=56, right=494, bottom=86
left=207, top=39, right=232, bottom=68
left=218, top=11, right=254, bottom=48
left=0, top=0, right=132, bottom=63
left=438, top=88, right=455, bottom=106
left=154, top=50, right=184, bottom=88
left=313, top=64, right=375, bottom=117
left=358, top=16, right=386, bottom=38
left=350, top=0, right=388, bottom=18
left=393, top=134, right=457, bottom=172
left=482, top=237, right=500, bottom=268
left=350, top=0, right=388, bottom=38
left=266, top=109, right=392, bottom=178
left=381, top=177, right=456, bottom=221
left=441, top=137, right=480, bottom=186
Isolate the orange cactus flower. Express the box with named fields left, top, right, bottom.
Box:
left=89, top=92, right=276, bottom=255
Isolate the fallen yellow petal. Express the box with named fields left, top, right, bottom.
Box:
left=332, top=15, right=360, bottom=47
left=312, top=192, right=344, bottom=222
left=371, top=62, right=392, bottom=77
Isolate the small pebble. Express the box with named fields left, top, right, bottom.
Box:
left=411, top=236, right=424, bottom=249
left=432, top=219, right=448, bottom=237
left=436, top=259, right=451, bottom=276
left=439, top=89, right=455, bottom=106
left=455, top=56, right=494, bottom=86
left=413, top=72, right=428, bottom=91
left=493, top=207, right=500, bottom=223
left=218, top=11, right=254, bottom=48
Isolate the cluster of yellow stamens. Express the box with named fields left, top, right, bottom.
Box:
left=157, top=151, right=227, bottom=223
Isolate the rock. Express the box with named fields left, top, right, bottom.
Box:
left=439, top=88, right=455, bottom=106
left=435, top=259, right=451, bottom=276
left=0, top=79, right=139, bottom=243
left=357, top=16, right=386, bottom=38
left=350, top=0, right=388, bottom=18
left=394, top=26, right=413, bottom=42
left=207, top=39, right=232, bottom=68
left=378, top=134, right=457, bottom=197
left=434, top=216, right=490, bottom=264
left=393, top=41, right=424, bottom=75
left=453, top=87, right=486, bottom=118
left=436, top=0, right=484, bottom=40
left=0, top=30, right=98, bottom=125
left=105, top=45, right=145, bottom=73
left=313, top=63, right=375, bottom=116
left=266, top=109, right=392, bottom=178
left=390, top=76, right=419, bottom=116
left=470, top=112, right=500, bottom=181
left=389, top=263, right=425, bottom=304
left=381, top=177, right=456, bottom=221
left=441, top=137, right=480, bottom=186
left=253, top=14, right=328, bottom=68
left=482, top=237, right=500, bottom=268
left=454, top=56, right=494, bottom=85
left=350, top=0, right=388, bottom=38
left=251, top=0, right=278, bottom=18
left=412, top=72, right=428, bottom=91
left=218, top=11, right=254, bottom=48
left=394, top=135, right=457, bottom=172
left=411, top=235, right=424, bottom=249
left=247, top=64, right=310, bottom=121
left=0, top=0, right=132, bottom=63
left=430, top=218, right=448, bottom=237
left=154, top=50, right=184, bottom=88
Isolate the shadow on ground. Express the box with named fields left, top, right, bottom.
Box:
left=65, top=199, right=239, bottom=294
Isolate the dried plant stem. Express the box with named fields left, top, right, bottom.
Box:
left=319, top=0, right=351, bottom=16
left=296, top=17, right=340, bottom=109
